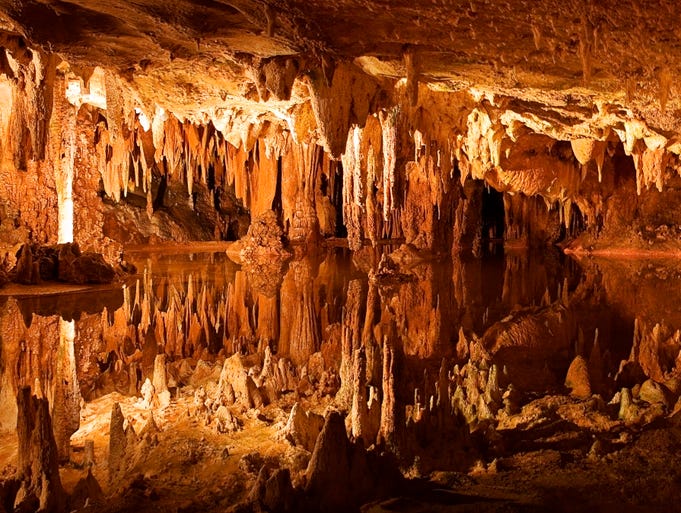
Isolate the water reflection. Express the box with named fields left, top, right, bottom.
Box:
left=0, top=248, right=676, bottom=413
left=2, top=246, right=681, bottom=509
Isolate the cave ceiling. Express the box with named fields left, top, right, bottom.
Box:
left=1, top=0, right=679, bottom=132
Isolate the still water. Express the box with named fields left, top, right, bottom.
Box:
left=1, top=246, right=680, bottom=478
left=2, top=246, right=674, bottom=406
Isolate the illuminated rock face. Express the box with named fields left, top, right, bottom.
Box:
left=0, top=2, right=679, bottom=258
left=4, top=3, right=681, bottom=512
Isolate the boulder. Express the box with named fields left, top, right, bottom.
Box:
left=283, top=403, right=324, bottom=452
left=59, top=249, right=116, bottom=284
left=218, top=354, right=265, bottom=409
left=639, top=379, right=670, bottom=408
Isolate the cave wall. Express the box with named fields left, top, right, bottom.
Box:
left=0, top=38, right=680, bottom=260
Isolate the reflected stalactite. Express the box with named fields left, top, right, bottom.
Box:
left=51, top=318, right=80, bottom=463
left=280, top=258, right=320, bottom=365
left=15, top=387, right=66, bottom=513
left=3, top=245, right=681, bottom=509
left=337, top=279, right=365, bottom=409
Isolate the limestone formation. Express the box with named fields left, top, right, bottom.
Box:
left=217, top=354, right=265, bottom=410
left=283, top=403, right=324, bottom=452
left=108, top=402, right=127, bottom=482
left=152, top=354, right=171, bottom=408
left=565, top=355, right=592, bottom=400
left=3, top=3, right=681, bottom=513
left=14, top=387, right=66, bottom=513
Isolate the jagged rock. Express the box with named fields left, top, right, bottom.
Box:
left=250, top=466, right=298, bottom=513
left=14, top=244, right=40, bottom=285
left=565, top=355, right=591, bottom=400
left=138, top=413, right=161, bottom=443
left=615, top=360, right=647, bottom=389
left=218, top=354, right=265, bottom=409
left=305, top=411, right=353, bottom=510
left=59, top=249, right=116, bottom=284
left=618, top=388, right=641, bottom=424
left=189, top=359, right=221, bottom=387
left=283, top=403, right=324, bottom=452
left=14, top=387, right=66, bottom=513
left=239, top=210, right=289, bottom=262
left=215, top=405, right=242, bottom=433
left=239, top=452, right=265, bottom=475
left=639, top=379, right=670, bottom=408
left=305, top=411, right=402, bottom=512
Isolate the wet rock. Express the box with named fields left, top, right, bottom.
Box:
left=14, top=387, right=66, bottom=513
left=58, top=248, right=116, bottom=284
left=565, top=355, right=591, bottom=400
left=283, top=403, right=324, bottom=452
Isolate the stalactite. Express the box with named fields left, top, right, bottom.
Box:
left=379, top=107, right=397, bottom=224
left=341, top=126, right=364, bottom=249
left=308, top=61, right=381, bottom=159
left=631, top=143, right=669, bottom=195
left=49, top=70, right=76, bottom=243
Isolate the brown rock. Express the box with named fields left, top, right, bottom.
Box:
left=152, top=354, right=171, bottom=407
left=69, top=469, right=104, bottom=510
left=59, top=249, right=116, bottom=284
left=108, top=402, right=127, bottom=482
left=14, top=387, right=65, bottom=513
left=565, top=355, right=591, bottom=400
left=639, top=379, right=670, bottom=408
left=284, top=403, right=324, bottom=452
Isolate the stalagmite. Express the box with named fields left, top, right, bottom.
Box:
left=404, top=49, right=419, bottom=107
left=108, top=402, right=127, bottom=482
left=283, top=402, right=324, bottom=452
left=350, top=347, right=370, bottom=443
left=152, top=354, right=171, bottom=407
left=379, top=108, right=397, bottom=224
left=51, top=318, right=80, bottom=462
left=565, top=355, right=591, bottom=399
left=14, top=387, right=66, bottom=513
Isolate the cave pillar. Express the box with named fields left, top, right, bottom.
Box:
left=49, top=69, right=77, bottom=244
left=51, top=317, right=81, bottom=462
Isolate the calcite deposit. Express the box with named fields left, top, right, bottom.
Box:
left=1, top=1, right=681, bottom=512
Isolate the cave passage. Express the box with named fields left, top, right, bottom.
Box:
left=481, top=185, right=505, bottom=248
left=2, top=3, right=681, bottom=513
